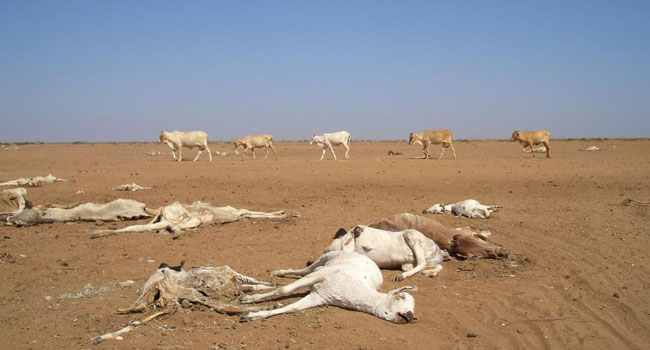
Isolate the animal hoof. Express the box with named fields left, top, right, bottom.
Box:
left=271, top=270, right=284, bottom=277
left=92, top=337, right=103, bottom=345
left=239, top=312, right=251, bottom=322
left=497, top=248, right=508, bottom=259
left=393, top=274, right=404, bottom=282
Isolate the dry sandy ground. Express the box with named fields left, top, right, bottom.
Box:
left=0, top=140, right=649, bottom=350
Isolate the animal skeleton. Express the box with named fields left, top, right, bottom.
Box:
left=93, top=262, right=271, bottom=344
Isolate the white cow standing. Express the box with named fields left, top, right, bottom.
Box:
left=310, top=131, right=351, bottom=160
left=159, top=130, right=212, bottom=162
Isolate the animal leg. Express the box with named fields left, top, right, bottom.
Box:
left=240, top=284, right=274, bottom=291
left=193, top=148, right=202, bottom=162
left=488, top=205, right=502, bottom=213
left=252, top=148, right=256, bottom=160
left=231, top=269, right=273, bottom=287
left=543, top=141, right=551, bottom=158
left=438, top=145, right=446, bottom=160
left=177, top=147, right=182, bottom=162
left=528, top=140, right=536, bottom=158
left=423, top=143, right=430, bottom=159
left=343, top=142, right=350, bottom=160
left=421, top=264, right=443, bottom=277
left=92, top=307, right=174, bottom=344
left=401, top=263, right=414, bottom=272
left=320, top=148, right=326, bottom=160
left=205, top=143, right=212, bottom=162
left=228, top=207, right=286, bottom=219
left=327, top=143, right=338, bottom=160
left=197, top=300, right=261, bottom=315
left=90, top=221, right=171, bottom=239
left=165, top=142, right=178, bottom=161
left=272, top=255, right=330, bottom=277
left=269, top=143, right=279, bottom=159
left=449, top=142, right=457, bottom=159
left=394, top=231, right=429, bottom=281
left=240, top=292, right=325, bottom=322
left=264, top=146, right=269, bottom=160
left=240, top=274, right=327, bottom=304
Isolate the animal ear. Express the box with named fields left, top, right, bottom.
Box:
left=352, top=225, right=364, bottom=237
left=389, top=285, right=418, bottom=295
left=333, top=228, right=348, bottom=239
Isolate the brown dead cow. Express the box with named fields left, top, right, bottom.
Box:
left=510, top=130, right=551, bottom=158
left=369, top=213, right=507, bottom=259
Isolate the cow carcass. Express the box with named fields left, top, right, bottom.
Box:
left=91, top=201, right=291, bottom=238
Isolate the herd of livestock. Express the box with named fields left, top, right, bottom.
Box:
left=159, top=128, right=553, bottom=162
left=0, top=129, right=553, bottom=344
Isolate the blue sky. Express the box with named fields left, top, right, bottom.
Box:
left=1, top=0, right=648, bottom=142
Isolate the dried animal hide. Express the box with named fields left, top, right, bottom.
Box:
left=0, top=174, right=67, bottom=187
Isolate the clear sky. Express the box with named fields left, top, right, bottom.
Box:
left=1, top=0, right=648, bottom=142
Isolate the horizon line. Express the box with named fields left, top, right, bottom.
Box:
left=2, top=137, right=649, bottom=145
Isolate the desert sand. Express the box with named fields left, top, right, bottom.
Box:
left=0, top=140, right=649, bottom=349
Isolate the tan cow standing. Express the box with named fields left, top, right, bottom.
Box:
left=232, top=134, right=278, bottom=160
left=409, top=129, right=457, bottom=159
left=510, top=130, right=551, bottom=158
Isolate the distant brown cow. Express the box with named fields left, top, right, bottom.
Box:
left=510, top=130, right=551, bottom=158
left=408, top=130, right=456, bottom=159
left=369, top=213, right=507, bottom=259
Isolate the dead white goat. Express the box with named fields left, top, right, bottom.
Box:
left=325, top=225, right=444, bottom=281
left=240, top=251, right=416, bottom=323
left=91, top=201, right=289, bottom=238
left=93, top=261, right=271, bottom=344
left=584, top=146, right=600, bottom=151
left=111, top=183, right=152, bottom=191
left=423, top=199, right=501, bottom=219
left=0, top=174, right=67, bottom=187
